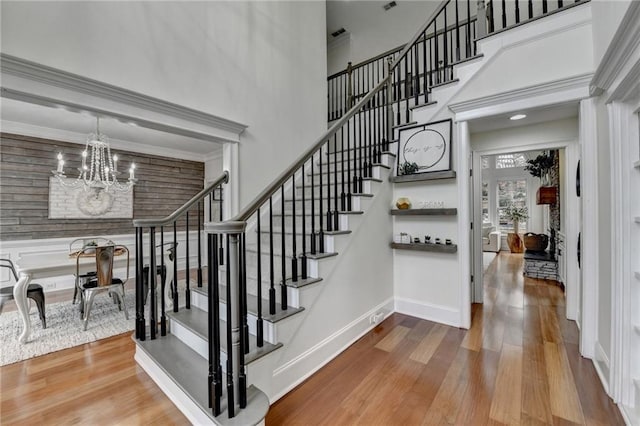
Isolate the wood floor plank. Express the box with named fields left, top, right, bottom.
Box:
left=461, top=304, right=484, bottom=351
left=521, top=342, right=554, bottom=424
left=374, top=325, right=410, bottom=352
left=489, top=343, right=523, bottom=425
left=544, top=341, right=585, bottom=424
left=420, top=347, right=476, bottom=425
left=409, top=324, right=448, bottom=364
left=539, top=305, right=563, bottom=343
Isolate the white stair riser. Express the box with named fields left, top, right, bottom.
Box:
left=190, top=290, right=279, bottom=344
left=315, top=153, right=395, bottom=169
left=300, top=180, right=373, bottom=198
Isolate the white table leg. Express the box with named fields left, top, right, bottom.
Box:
left=14, top=272, right=32, bottom=344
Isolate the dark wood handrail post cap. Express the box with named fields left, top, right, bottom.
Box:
left=205, top=221, right=246, bottom=235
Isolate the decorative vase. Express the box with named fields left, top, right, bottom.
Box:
left=395, top=197, right=411, bottom=210
left=507, top=233, right=524, bottom=253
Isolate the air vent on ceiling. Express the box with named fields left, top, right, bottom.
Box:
left=383, top=1, right=397, bottom=11
left=331, top=28, right=346, bottom=38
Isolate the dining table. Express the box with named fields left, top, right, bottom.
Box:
left=13, top=250, right=133, bottom=344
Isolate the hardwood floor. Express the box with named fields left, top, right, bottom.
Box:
left=1, top=254, right=623, bottom=425
left=0, top=333, right=189, bottom=425
left=266, top=253, right=624, bottom=425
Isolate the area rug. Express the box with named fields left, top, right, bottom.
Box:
left=1, top=295, right=135, bottom=366
left=483, top=251, right=498, bottom=271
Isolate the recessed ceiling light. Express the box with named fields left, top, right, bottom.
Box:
left=510, top=114, right=527, bottom=121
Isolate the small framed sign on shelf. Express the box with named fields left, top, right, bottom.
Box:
left=396, top=118, right=452, bottom=176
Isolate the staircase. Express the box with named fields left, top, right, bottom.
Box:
left=131, top=0, right=591, bottom=424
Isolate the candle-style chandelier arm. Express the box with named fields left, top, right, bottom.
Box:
left=52, top=117, right=138, bottom=192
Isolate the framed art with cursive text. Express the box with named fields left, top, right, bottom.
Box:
left=396, top=119, right=452, bottom=175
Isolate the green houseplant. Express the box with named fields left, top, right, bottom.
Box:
left=503, top=204, right=529, bottom=234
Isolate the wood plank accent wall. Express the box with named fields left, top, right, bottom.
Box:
left=0, top=133, right=205, bottom=241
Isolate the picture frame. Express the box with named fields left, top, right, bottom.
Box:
left=396, top=118, right=453, bottom=175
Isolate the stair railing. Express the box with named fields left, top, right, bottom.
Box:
left=132, top=171, right=227, bottom=342
left=328, top=0, right=588, bottom=124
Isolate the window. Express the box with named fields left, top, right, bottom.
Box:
left=495, top=152, right=527, bottom=169
left=497, top=179, right=527, bottom=232
left=482, top=182, right=489, bottom=222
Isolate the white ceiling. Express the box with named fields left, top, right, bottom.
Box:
left=0, top=98, right=222, bottom=161
left=468, top=102, right=579, bottom=134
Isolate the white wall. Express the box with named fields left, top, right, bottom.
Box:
left=590, top=0, right=633, bottom=66
left=471, top=117, right=579, bottom=151
left=0, top=1, right=327, bottom=208
left=326, top=0, right=440, bottom=75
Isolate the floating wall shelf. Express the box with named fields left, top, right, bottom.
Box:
left=391, top=171, right=457, bottom=183
left=390, top=242, right=457, bottom=253
left=390, top=208, right=458, bottom=216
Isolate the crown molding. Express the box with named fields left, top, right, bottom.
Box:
left=0, top=54, right=247, bottom=144
left=590, top=1, right=640, bottom=96
left=448, top=73, right=592, bottom=121
left=0, top=120, right=214, bottom=162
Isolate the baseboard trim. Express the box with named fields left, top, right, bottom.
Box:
left=270, top=297, right=394, bottom=402
left=394, top=297, right=460, bottom=328
left=134, top=345, right=214, bottom=425
left=593, top=342, right=611, bottom=395
left=619, top=403, right=640, bottom=426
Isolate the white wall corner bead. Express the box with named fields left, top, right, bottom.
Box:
left=49, top=177, right=133, bottom=219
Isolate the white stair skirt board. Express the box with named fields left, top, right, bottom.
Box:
left=394, top=297, right=461, bottom=328
left=267, top=297, right=395, bottom=403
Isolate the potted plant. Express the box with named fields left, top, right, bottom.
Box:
left=503, top=204, right=529, bottom=253
left=398, top=161, right=419, bottom=176
left=525, top=153, right=554, bottom=183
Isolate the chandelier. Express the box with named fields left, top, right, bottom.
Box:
left=52, top=117, right=137, bottom=192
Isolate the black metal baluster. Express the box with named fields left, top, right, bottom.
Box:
left=135, top=227, right=145, bottom=340
left=515, top=0, right=521, bottom=23
left=224, top=234, right=234, bottom=418
left=543, top=0, right=548, bottom=14
left=318, top=144, right=326, bottom=253
left=368, top=90, right=374, bottom=177
left=528, top=0, right=533, bottom=19
left=280, top=185, right=287, bottom=309
left=269, top=197, right=275, bottom=315
left=208, top=233, right=222, bottom=416
left=333, top=133, right=339, bottom=231
left=310, top=153, right=317, bottom=255
left=413, top=45, right=419, bottom=105
left=466, top=0, right=472, bottom=57
left=301, top=163, right=308, bottom=280
left=502, top=0, right=507, bottom=28
left=396, top=58, right=401, bottom=125
left=455, top=0, right=461, bottom=62
left=341, top=125, right=346, bottom=211
left=377, top=60, right=382, bottom=163
left=173, top=222, right=178, bottom=312
left=149, top=227, right=157, bottom=340
left=185, top=212, right=191, bottom=309
left=160, top=226, right=167, bottom=336
left=198, top=202, right=202, bottom=288
left=358, top=110, right=364, bottom=193
left=346, top=119, right=352, bottom=211
left=404, top=54, right=410, bottom=123
left=219, top=187, right=224, bottom=266
left=238, top=238, right=247, bottom=410
left=291, top=175, right=298, bottom=282
left=558, top=0, right=564, bottom=8
left=256, top=208, right=264, bottom=347
left=326, top=137, right=333, bottom=232
left=423, top=31, right=428, bottom=103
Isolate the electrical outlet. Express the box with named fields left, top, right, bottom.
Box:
left=44, top=283, right=56, bottom=291
left=369, top=312, right=384, bottom=325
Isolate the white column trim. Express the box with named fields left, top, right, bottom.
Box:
left=457, top=121, right=472, bottom=328
left=578, top=98, right=598, bottom=360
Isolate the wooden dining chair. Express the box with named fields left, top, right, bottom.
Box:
left=75, top=244, right=129, bottom=331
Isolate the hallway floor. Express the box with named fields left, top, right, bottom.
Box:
left=266, top=253, right=624, bottom=425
